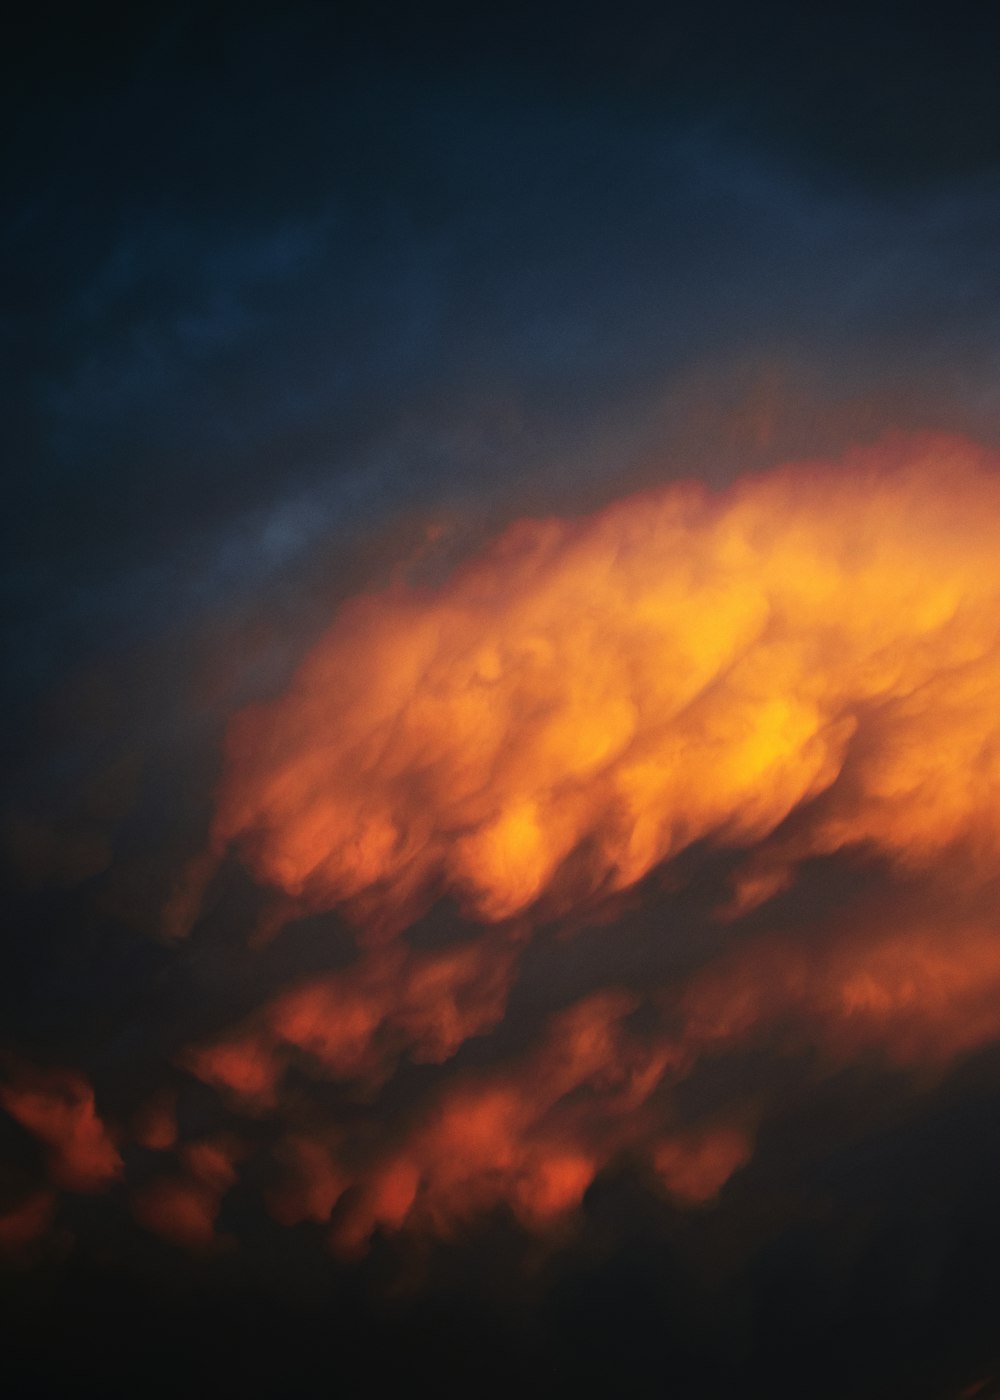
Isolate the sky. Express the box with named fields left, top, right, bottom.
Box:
left=4, top=3, right=1000, bottom=1396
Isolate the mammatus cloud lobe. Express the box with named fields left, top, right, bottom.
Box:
left=215, top=432, right=1000, bottom=928
left=0, top=1066, right=122, bottom=1194
left=6, top=432, right=1000, bottom=1268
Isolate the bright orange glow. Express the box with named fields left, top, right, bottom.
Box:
left=214, top=435, right=1000, bottom=932
left=319, top=992, right=684, bottom=1250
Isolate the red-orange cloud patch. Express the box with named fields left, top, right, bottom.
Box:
left=131, top=1134, right=243, bottom=1251
left=682, top=903, right=1000, bottom=1070
left=0, top=1067, right=122, bottom=1193
left=270, top=991, right=717, bottom=1253
left=183, top=933, right=520, bottom=1109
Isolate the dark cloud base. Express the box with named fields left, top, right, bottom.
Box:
left=6, top=1050, right=1000, bottom=1400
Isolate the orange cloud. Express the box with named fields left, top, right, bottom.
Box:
left=131, top=1176, right=221, bottom=1251
left=183, top=932, right=519, bottom=1108
left=213, top=434, right=1000, bottom=935
left=312, top=991, right=706, bottom=1253
left=0, top=1067, right=122, bottom=1193
left=195, top=892, right=1000, bottom=1255
left=681, top=901, right=1000, bottom=1070
left=165, top=432, right=1000, bottom=1251
left=268, top=1134, right=350, bottom=1227
left=652, top=1126, right=753, bottom=1205
left=131, top=1133, right=243, bottom=1251
left=324, top=906, right=1000, bottom=1250
left=15, top=433, right=1000, bottom=1262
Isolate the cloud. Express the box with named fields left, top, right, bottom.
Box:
left=0, top=1065, right=122, bottom=1193
left=214, top=432, right=1000, bottom=932
left=8, top=432, right=1000, bottom=1276
left=130, top=1134, right=243, bottom=1252
left=682, top=894, right=1000, bottom=1071
left=326, top=989, right=665, bottom=1250
left=7, top=16, right=1000, bottom=1395
left=182, top=932, right=520, bottom=1109
left=115, top=430, right=990, bottom=1253
left=8, top=424, right=1000, bottom=1400
left=0, top=1190, right=57, bottom=1263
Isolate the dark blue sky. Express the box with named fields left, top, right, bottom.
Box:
left=6, top=2, right=1000, bottom=706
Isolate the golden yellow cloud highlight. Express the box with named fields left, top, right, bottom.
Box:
left=213, top=434, right=1000, bottom=933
